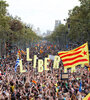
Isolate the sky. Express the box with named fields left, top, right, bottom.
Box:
left=5, top=0, right=80, bottom=34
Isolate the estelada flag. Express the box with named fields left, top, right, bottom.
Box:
left=40, top=49, right=43, bottom=54
left=58, top=43, right=89, bottom=68
left=21, top=49, right=26, bottom=55
left=83, top=93, right=90, bottom=100
left=17, top=50, right=21, bottom=58
left=32, top=80, right=37, bottom=84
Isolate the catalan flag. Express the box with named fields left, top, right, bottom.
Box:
left=83, top=93, right=90, bottom=100
left=58, top=43, right=89, bottom=68
left=32, top=80, right=37, bottom=84
left=21, top=49, right=26, bottom=55
left=17, top=50, right=21, bottom=58
left=40, top=49, right=43, bottom=54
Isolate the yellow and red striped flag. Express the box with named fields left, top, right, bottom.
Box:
left=40, top=49, right=43, bottom=54
left=21, top=50, right=26, bottom=55
left=32, top=80, right=37, bottom=84
left=58, top=43, right=89, bottom=68
left=83, top=93, right=90, bottom=100
left=17, top=50, right=21, bottom=58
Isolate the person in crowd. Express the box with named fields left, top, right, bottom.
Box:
left=0, top=42, right=89, bottom=100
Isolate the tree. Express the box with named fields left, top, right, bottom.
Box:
left=0, top=0, right=41, bottom=57
left=46, top=24, right=68, bottom=48
left=0, top=0, right=10, bottom=56
left=67, top=0, right=90, bottom=45
left=46, top=0, right=90, bottom=48
left=0, top=0, right=8, bottom=16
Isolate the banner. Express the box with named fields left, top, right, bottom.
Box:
left=61, top=73, right=68, bottom=80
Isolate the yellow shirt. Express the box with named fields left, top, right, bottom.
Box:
left=11, top=85, right=14, bottom=92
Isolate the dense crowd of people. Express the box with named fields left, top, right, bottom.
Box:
left=0, top=41, right=90, bottom=100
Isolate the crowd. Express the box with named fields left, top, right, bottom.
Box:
left=0, top=41, right=90, bottom=100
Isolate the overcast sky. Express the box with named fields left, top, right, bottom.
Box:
left=6, top=0, right=80, bottom=34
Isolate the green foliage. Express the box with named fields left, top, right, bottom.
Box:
left=0, top=0, right=8, bottom=16
left=46, top=24, right=68, bottom=48
left=9, top=19, right=23, bottom=32
left=67, top=0, right=90, bottom=45
left=47, top=0, right=90, bottom=47
left=0, top=0, right=41, bottom=51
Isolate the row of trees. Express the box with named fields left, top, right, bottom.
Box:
left=46, top=0, right=90, bottom=49
left=0, top=0, right=41, bottom=57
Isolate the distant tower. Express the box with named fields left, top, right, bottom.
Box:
left=46, top=30, right=52, bottom=35
left=55, top=20, right=61, bottom=28
left=36, top=27, right=41, bottom=35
